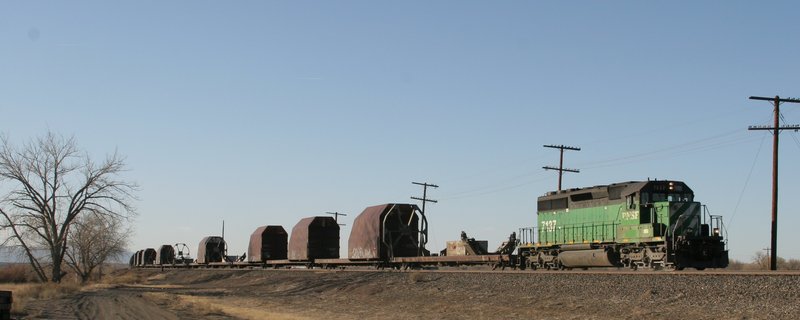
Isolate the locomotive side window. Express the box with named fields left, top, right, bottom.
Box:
left=640, top=207, right=651, bottom=223
left=538, top=197, right=568, bottom=211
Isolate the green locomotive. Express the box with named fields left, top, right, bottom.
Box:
left=517, top=180, right=728, bottom=270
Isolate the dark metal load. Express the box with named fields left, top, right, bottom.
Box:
left=348, top=203, right=428, bottom=260
left=133, top=250, right=142, bottom=267
left=289, top=216, right=339, bottom=261
left=247, top=225, right=288, bottom=263
left=142, top=248, right=157, bottom=265
left=155, top=244, right=175, bottom=265
left=197, top=236, right=226, bottom=264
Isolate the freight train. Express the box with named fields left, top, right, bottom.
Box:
left=130, top=180, right=728, bottom=271
left=131, top=203, right=518, bottom=270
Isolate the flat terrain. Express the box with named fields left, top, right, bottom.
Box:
left=17, top=268, right=800, bottom=319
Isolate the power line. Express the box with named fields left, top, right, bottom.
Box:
left=440, top=175, right=551, bottom=200
left=439, top=170, right=544, bottom=199
left=747, top=95, right=800, bottom=271
left=577, top=129, right=747, bottom=169
left=728, top=132, right=768, bottom=228
left=780, top=112, right=800, bottom=151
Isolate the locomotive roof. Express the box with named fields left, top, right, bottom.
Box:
left=538, top=180, right=692, bottom=201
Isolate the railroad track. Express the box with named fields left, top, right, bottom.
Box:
left=137, top=265, right=800, bottom=276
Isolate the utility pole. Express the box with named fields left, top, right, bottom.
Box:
left=748, top=95, right=800, bottom=271
left=543, top=144, right=581, bottom=192
left=411, top=182, right=438, bottom=215
left=411, top=182, right=437, bottom=256
left=325, top=211, right=347, bottom=223
left=326, top=212, right=348, bottom=226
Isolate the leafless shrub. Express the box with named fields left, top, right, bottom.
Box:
left=65, top=213, right=130, bottom=283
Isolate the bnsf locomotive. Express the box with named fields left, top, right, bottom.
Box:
left=517, top=180, right=728, bottom=270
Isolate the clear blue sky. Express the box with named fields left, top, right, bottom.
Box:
left=2, top=1, right=799, bottom=261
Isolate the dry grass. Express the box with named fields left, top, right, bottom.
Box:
left=101, top=269, right=148, bottom=285
left=144, top=292, right=308, bottom=320
left=0, top=282, right=80, bottom=314
left=407, top=272, right=424, bottom=283
left=0, top=264, right=33, bottom=283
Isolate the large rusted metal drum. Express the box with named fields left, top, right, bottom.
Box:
left=247, top=225, right=288, bottom=262
left=135, top=250, right=144, bottom=266
left=289, top=217, right=339, bottom=261
left=155, top=244, right=175, bottom=265
left=142, top=248, right=157, bottom=265
left=348, top=203, right=428, bottom=260
left=197, top=236, right=226, bottom=264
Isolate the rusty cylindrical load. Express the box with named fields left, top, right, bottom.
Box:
left=247, top=225, right=288, bottom=263
left=135, top=250, right=144, bottom=266
left=288, top=216, right=340, bottom=261
left=143, top=248, right=157, bottom=265
left=348, top=203, right=427, bottom=260
left=197, top=236, right=226, bottom=264
left=155, top=244, right=176, bottom=265
left=558, top=249, right=617, bottom=268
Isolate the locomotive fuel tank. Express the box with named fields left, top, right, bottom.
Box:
left=559, top=249, right=618, bottom=268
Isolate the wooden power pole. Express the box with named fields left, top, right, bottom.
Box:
left=748, top=95, right=800, bottom=271
left=326, top=212, right=348, bottom=226
left=543, top=144, right=580, bottom=192
left=411, top=181, right=438, bottom=215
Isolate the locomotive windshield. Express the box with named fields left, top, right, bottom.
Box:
left=641, top=192, right=693, bottom=203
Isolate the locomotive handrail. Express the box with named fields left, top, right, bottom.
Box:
left=530, top=222, right=619, bottom=246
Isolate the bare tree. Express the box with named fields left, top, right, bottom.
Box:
left=0, top=132, right=137, bottom=283
left=753, top=250, right=789, bottom=270
left=753, top=251, right=770, bottom=270
left=65, top=213, right=130, bottom=283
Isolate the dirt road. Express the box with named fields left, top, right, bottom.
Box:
left=18, top=268, right=800, bottom=319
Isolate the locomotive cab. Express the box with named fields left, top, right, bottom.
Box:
left=624, top=180, right=728, bottom=269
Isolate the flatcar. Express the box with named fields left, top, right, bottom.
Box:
left=517, top=180, right=728, bottom=270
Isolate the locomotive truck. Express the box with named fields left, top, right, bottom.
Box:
left=517, top=180, right=728, bottom=270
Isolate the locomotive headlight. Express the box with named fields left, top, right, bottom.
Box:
left=713, top=228, right=720, bottom=236
left=668, top=182, right=674, bottom=191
